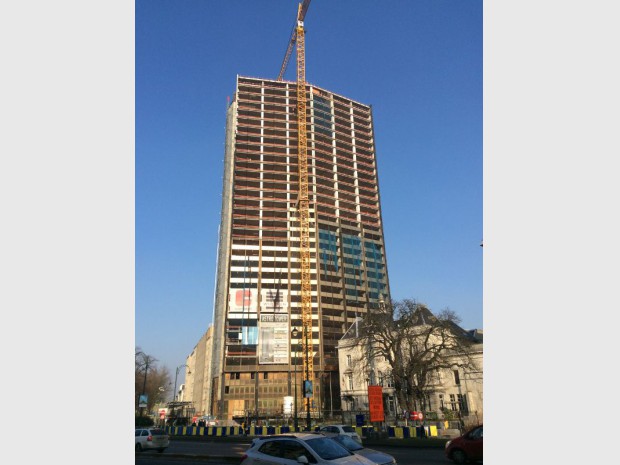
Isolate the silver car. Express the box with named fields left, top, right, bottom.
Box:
left=135, top=427, right=169, bottom=453
left=241, top=433, right=376, bottom=465
left=317, top=425, right=362, bottom=444
left=328, top=435, right=396, bottom=465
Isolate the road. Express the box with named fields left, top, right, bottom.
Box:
left=135, top=439, right=452, bottom=465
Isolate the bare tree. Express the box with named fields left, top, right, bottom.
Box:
left=358, top=299, right=480, bottom=415
left=135, top=348, right=172, bottom=414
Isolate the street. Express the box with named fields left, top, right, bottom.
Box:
left=135, top=439, right=452, bottom=465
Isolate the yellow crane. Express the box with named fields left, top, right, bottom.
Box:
left=277, top=0, right=313, bottom=426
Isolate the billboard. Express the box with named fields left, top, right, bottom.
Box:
left=228, top=288, right=258, bottom=318
left=258, top=314, right=289, bottom=364
left=261, top=288, right=288, bottom=313
left=283, top=396, right=294, bottom=415
left=368, top=385, right=385, bottom=422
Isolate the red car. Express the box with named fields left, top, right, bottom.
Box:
left=445, top=425, right=483, bottom=463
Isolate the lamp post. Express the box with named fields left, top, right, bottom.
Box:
left=291, top=327, right=299, bottom=431
left=304, top=326, right=311, bottom=431
left=173, top=364, right=190, bottom=419
left=328, top=370, right=333, bottom=419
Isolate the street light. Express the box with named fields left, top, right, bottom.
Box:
left=172, top=364, right=190, bottom=420
left=304, top=325, right=311, bottom=431
left=291, top=327, right=299, bottom=431
left=173, top=364, right=190, bottom=402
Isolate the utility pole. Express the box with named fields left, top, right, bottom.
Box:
left=136, top=351, right=156, bottom=418
left=140, top=358, right=149, bottom=417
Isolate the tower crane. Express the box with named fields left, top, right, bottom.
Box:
left=277, top=0, right=314, bottom=426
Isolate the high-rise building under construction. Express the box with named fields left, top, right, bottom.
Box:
left=209, top=75, right=391, bottom=422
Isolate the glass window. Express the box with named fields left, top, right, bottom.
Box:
left=341, top=426, right=355, bottom=433
left=305, top=437, right=350, bottom=460
left=333, top=435, right=362, bottom=451
left=454, top=370, right=460, bottom=385
left=280, top=440, right=315, bottom=462
left=141, top=430, right=149, bottom=436
left=457, top=394, right=469, bottom=414
left=347, top=374, right=353, bottom=390
left=259, top=441, right=282, bottom=457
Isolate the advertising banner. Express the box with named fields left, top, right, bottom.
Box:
left=229, top=288, right=258, bottom=318
left=283, top=396, right=294, bottom=415
left=368, top=385, right=385, bottom=422
left=258, top=314, right=289, bottom=364
left=261, top=288, right=288, bottom=313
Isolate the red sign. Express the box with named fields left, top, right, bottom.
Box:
left=235, top=290, right=251, bottom=307
left=368, top=385, right=385, bottom=422
left=409, top=411, right=424, bottom=421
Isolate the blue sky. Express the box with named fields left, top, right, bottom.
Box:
left=136, top=0, right=482, bottom=377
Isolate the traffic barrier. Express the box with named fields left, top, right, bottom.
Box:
left=165, top=424, right=437, bottom=438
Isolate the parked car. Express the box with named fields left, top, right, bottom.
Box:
left=317, top=425, right=362, bottom=444
left=241, top=433, right=376, bottom=465
left=327, top=434, right=396, bottom=465
left=135, top=427, right=169, bottom=453
left=445, top=425, right=483, bottom=464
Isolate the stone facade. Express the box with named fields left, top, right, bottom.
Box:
left=337, top=318, right=483, bottom=426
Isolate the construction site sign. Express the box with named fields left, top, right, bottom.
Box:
left=258, top=314, right=289, bottom=364
left=228, top=288, right=258, bottom=319
left=261, top=288, right=288, bottom=313
left=368, top=385, right=385, bottom=422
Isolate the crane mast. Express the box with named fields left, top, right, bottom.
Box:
left=278, top=0, right=314, bottom=417
left=277, top=0, right=311, bottom=82
left=295, top=14, right=314, bottom=413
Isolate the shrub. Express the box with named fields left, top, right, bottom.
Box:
left=135, top=415, right=155, bottom=427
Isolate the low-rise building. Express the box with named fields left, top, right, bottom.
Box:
left=337, top=315, right=483, bottom=427
left=184, top=326, right=214, bottom=416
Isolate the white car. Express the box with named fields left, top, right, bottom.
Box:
left=317, top=425, right=362, bottom=444
left=241, top=433, right=375, bottom=465
left=328, top=435, right=396, bottom=465
left=135, top=427, right=169, bottom=453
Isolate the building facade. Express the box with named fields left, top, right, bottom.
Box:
left=184, top=326, right=214, bottom=416
left=210, top=76, right=392, bottom=422
left=337, top=319, right=483, bottom=426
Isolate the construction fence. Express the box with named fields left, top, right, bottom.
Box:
left=164, top=424, right=439, bottom=438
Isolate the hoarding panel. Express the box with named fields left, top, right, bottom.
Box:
left=368, top=385, right=385, bottom=422
left=229, top=289, right=258, bottom=315
left=261, top=288, right=288, bottom=313
left=258, top=314, right=289, bottom=364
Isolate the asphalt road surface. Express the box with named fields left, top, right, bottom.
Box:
left=135, top=439, right=452, bottom=465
